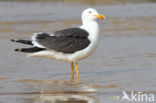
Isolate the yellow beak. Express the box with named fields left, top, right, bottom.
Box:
left=96, top=14, right=105, bottom=19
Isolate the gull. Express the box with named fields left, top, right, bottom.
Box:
left=11, top=8, right=105, bottom=81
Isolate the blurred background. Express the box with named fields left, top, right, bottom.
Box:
left=0, top=0, right=156, bottom=103
left=0, top=0, right=156, bottom=4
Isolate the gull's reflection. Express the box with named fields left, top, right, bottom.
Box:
left=31, top=94, right=97, bottom=103
left=18, top=79, right=99, bottom=103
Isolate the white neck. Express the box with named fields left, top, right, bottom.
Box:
left=80, top=20, right=99, bottom=42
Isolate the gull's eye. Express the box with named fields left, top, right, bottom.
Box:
left=88, top=11, right=92, bottom=14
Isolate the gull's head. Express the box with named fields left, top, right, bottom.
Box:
left=82, top=8, right=105, bottom=22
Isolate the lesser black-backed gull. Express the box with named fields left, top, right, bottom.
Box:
left=11, top=8, right=105, bottom=81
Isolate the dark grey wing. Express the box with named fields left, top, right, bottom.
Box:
left=54, top=28, right=89, bottom=38
left=35, top=28, right=90, bottom=53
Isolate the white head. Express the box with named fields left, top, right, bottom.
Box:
left=81, top=8, right=105, bottom=23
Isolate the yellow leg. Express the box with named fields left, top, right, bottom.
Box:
left=75, top=62, right=79, bottom=81
left=71, top=62, right=74, bottom=81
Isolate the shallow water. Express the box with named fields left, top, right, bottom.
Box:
left=0, top=2, right=156, bottom=103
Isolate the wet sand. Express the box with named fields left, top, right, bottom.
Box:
left=0, top=2, right=156, bottom=103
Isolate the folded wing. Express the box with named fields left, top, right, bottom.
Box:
left=32, top=28, right=90, bottom=53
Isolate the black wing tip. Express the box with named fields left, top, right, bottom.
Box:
left=11, top=39, right=17, bottom=42
left=15, top=48, right=21, bottom=52
left=11, top=39, right=33, bottom=45
left=14, top=47, right=46, bottom=53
